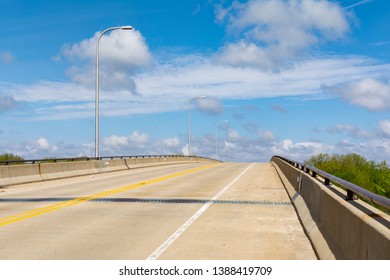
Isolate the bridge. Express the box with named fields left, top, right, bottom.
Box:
left=0, top=155, right=389, bottom=260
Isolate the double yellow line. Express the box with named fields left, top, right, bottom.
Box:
left=0, top=163, right=221, bottom=227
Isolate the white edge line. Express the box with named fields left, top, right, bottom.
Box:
left=146, top=163, right=256, bottom=260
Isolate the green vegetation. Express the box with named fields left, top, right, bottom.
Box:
left=305, top=153, right=390, bottom=199
left=0, top=154, right=96, bottom=166
left=0, top=153, right=24, bottom=162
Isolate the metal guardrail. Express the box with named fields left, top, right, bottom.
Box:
left=272, top=155, right=390, bottom=211
left=0, top=155, right=220, bottom=165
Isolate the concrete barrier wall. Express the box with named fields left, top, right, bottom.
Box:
left=0, top=164, right=42, bottom=186
left=95, top=159, right=128, bottom=172
left=271, top=157, right=390, bottom=260
left=40, top=162, right=76, bottom=181
left=73, top=161, right=99, bottom=176
left=39, top=161, right=100, bottom=180
left=0, top=156, right=216, bottom=188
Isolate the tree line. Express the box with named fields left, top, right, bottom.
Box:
left=0, top=153, right=24, bottom=162
left=305, top=153, right=390, bottom=199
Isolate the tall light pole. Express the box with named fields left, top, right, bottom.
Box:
left=187, top=96, right=206, bottom=156
left=95, top=25, right=133, bottom=159
left=215, top=120, right=228, bottom=159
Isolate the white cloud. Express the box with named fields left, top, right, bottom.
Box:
left=332, top=137, right=390, bottom=163
left=327, top=78, right=390, bottom=111
left=195, top=98, right=224, bottom=115
left=227, top=128, right=240, bottom=141
left=16, top=137, right=60, bottom=157
left=326, top=124, right=370, bottom=138
left=378, top=120, right=390, bottom=138
left=273, top=138, right=331, bottom=160
left=2, top=55, right=390, bottom=121
left=102, top=131, right=149, bottom=153
left=162, top=137, right=180, bottom=148
left=62, top=29, right=152, bottom=67
left=37, top=137, right=50, bottom=150
left=321, top=119, right=390, bottom=162
left=60, top=29, right=152, bottom=91
left=9, top=81, right=92, bottom=103
left=0, top=11, right=387, bottom=121
left=215, top=0, right=351, bottom=69
left=2, top=118, right=390, bottom=162
left=281, top=139, right=293, bottom=150
left=224, top=141, right=236, bottom=149
left=103, top=135, right=129, bottom=148
left=129, top=130, right=149, bottom=144
left=214, top=41, right=278, bottom=69
left=258, top=130, right=277, bottom=142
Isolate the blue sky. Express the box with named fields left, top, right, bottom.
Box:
left=1, top=0, right=390, bottom=163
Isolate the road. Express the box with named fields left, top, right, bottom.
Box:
left=0, top=162, right=316, bottom=260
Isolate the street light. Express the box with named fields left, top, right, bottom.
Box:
left=187, top=96, right=206, bottom=156
left=216, top=120, right=228, bottom=159
left=95, top=26, right=133, bottom=159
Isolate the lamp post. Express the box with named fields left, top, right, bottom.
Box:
left=215, top=120, right=228, bottom=159
left=95, top=25, right=133, bottom=159
left=187, top=96, right=206, bottom=156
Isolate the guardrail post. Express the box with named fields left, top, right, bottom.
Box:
left=345, top=190, right=357, bottom=201
left=324, top=178, right=331, bottom=186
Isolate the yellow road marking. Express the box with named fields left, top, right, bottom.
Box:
left=0, top=163, right=221, bottom=227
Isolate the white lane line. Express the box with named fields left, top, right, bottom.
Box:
left=146, top=163, right=256, bottom=260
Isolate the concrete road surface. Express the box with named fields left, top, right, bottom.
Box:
left=0, top=162, right=316, bottom=260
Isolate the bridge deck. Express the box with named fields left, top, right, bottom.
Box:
left=0, top=162, right=316, bottom=259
